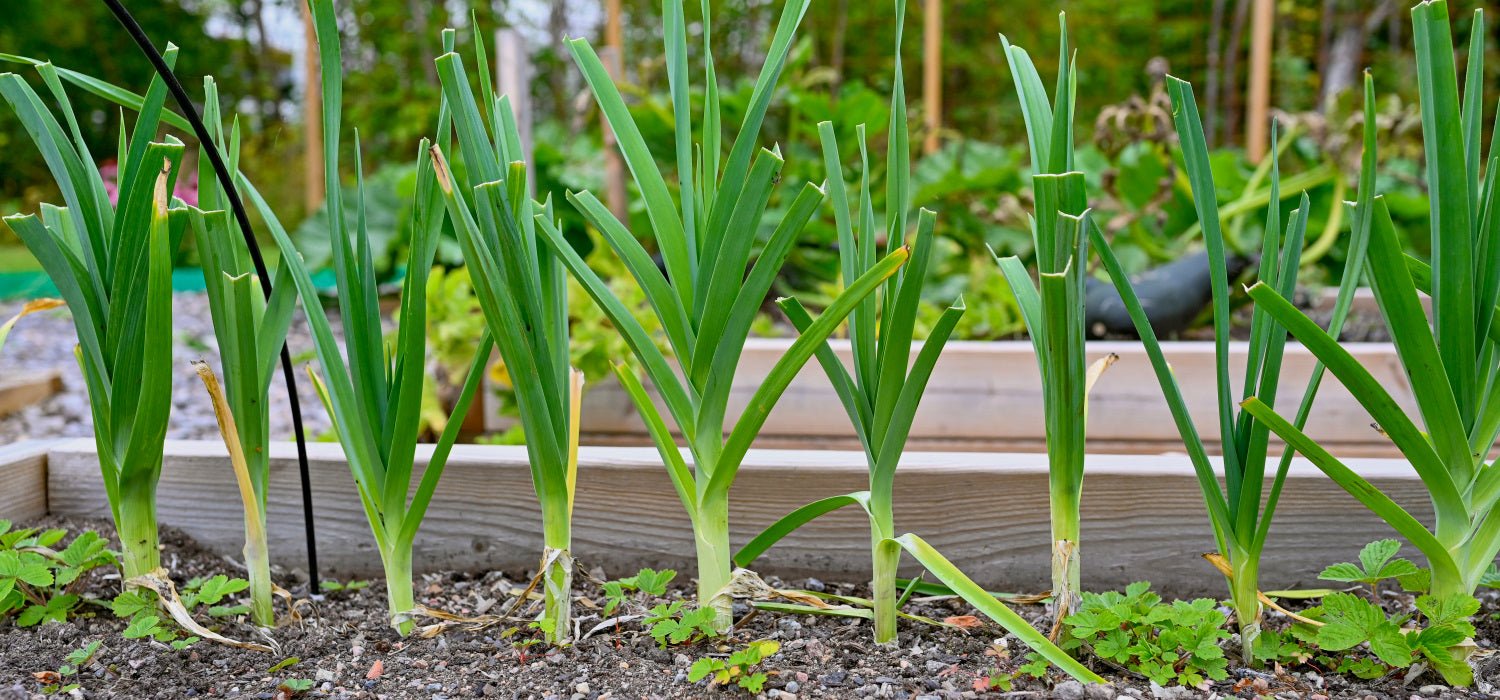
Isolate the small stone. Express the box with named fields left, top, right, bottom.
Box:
left=821, top=671, right=847, bottom=687
left=674, top=653, right=692, bottom=668
left=924, top=660, right=949, bottom=673
left=1148, top=683, right=1195, bottom=700
left=481, top=684, right=500, bottom=697
left=786, top=681, right=800, bottom=693
left=804, top=578, right=826, bottom=592
left=777, top=618, right=802, bottom=633
left=316, top=670, right=336, bottom=683
left=575, top=682, right=590, bottom=694
left=365, top=660, right=383, bottom=680
left=1053, top=680, right=1086, bottom=700
left=1084, top=683, right=1116, bottom=700
left=875, top=677, right=903, bottom=685
left=424, top=684, right=442, bottom=692
left=1418, top=687, right=1447, bottom=696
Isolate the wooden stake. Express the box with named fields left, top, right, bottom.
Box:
left=602, top=0, right=628, bottom=225
left=922, top=0, right=942, bottom=154
left=1245, top=0, right=1273, bottom=162
left=496, top=29, right=535, bottom=192
left=302, top=0, right=324, bottom=213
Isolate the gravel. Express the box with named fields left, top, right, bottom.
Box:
left=0, top=292, right=337, bottom=445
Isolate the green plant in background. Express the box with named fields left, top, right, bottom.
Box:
left=185, top=77, right=297, bottom=629
left=733, top=0, right=966, bottom=646
left=431, top=33, right=585, bottom=645
left=1060, top=582, right=1232, bottom=687
left=992, top=15, right=1111, bottom=623
left=1241, top=1, right=1500, bottom=606
left=1088, top=68, right=1377, bottom=663
left=547, top=0, right=907, bottom=632
left=2, top=52, right=184, bottom=580
left=253, top=3, right=495, bottom=634
left=0, top=522, right=116, bottom=626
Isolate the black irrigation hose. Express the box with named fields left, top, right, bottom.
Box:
left=101, top=0, right=320, bottom=586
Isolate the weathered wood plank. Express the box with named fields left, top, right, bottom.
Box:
left=0, top=439, right=57, bottom=521
left=491, top=340, right=1413, bottom=457
left=0, top=370, right=63, bottom=419
left=45, top=440, right=1434, bottom=596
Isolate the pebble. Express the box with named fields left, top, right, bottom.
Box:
left=924, top=660, right=948, bottom=673
left=1085, top=683, right=1116, bottom=700
left=575, top=682, right=590, bottom=694
left=1418, top=686, right=1447, bottom=696
left=804, top=578, right=826, bottom=592
left=315, top=670, right=335, bottom=683
left=1053, top=680, right=1086, bottom=700
left=777, top=618, right=803, bottom=634
left=786, top=681, right=800, bottom=693
left=821, top=671, right=847, bottom=687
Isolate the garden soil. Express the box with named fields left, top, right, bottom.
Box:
left=1, top=517, right=1497, bottom=700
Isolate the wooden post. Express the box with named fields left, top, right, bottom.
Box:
left=301, top=0, right=324, bottom=213
left=496, top=28, right=535, bottom=192
left=1245, top=0, right=1273, bottom=162
left=922, top=0, right=942, bottom=154
left=602, top=0, right=629, bottom=225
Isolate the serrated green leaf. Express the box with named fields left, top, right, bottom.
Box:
left=1318, top=563, right=1367, bottom=582
left=1358, top=539, right=1402, bottom=575
left=122, top=614, right=162, bottom=638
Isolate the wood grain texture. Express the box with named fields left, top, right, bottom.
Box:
left=489, top=340, right=1414, bottom=458
left=0, top=370, right=63, bottom=419
left=43, top=440, right=1437, bottom=596
left=0, top=439, right=56, bottom=521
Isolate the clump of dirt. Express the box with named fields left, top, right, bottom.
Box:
left=0, top=516, right=1493, bottom=699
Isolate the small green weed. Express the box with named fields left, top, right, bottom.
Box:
left=0, top=521, right=117, bottom=627
left=601, top=568, right=676, bottom=615
left=1318, top=540, right=1425, bottom=597
left=643, top=601, right=718, bottom=648
left=1295, top=592, right=1478, bottom=686
left=688, top=639, right=780, bottom=692
left=1060, top=582, right=1231, bottom=687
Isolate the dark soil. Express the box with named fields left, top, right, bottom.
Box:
left=1, top=517, right=1496, bottom=700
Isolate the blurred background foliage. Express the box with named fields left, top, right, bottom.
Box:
left=0, top=0, right=1485, bottom=335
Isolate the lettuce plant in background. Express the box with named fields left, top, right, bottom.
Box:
left=1243, top=1, right=1500, bottom=602
left=1, top=51, right=185, bottom=581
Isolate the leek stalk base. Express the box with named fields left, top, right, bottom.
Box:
left=541, top=546, right=574, bottom=645
left=695, top=499, right=734, bottom=633
left=382, top=547, right=416, bottom=636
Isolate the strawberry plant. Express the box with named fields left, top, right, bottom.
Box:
left=1060, top=582, right=1231, bottom=687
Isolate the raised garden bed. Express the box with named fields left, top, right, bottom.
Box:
left=502, top=340, right=1415, bottom=457
left=2, top=439, right=1437, bottom=595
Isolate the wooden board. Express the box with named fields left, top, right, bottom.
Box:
left=0, top=370, right=63, bottom=419
left=0, top=439, right=55, bottom=521
left=490, top=340, right=1414, bottom=457
left=42, top=439, right=1434, bottom=596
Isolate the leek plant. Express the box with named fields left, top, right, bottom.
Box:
left=548, top=0, right=906, bottom=632
left=186, top=77, right=298, bottom=628
left=1, top=53, right=185, bottom=581
left=732, top=0, right=964, bottom=646
left=252, top=1, right=495, bottom=634
left=1088, top=73, right=1376, bottom=662
left=1242, top=2, right=1500, bottom=602
left=430, top=39, right=584, bottom=645
left=991, top=18, right=1107, bottom=620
